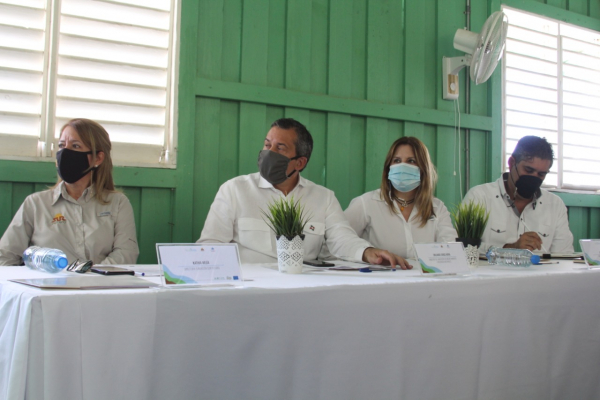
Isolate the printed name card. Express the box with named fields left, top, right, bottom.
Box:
left=156, top=243, right=243, bottom=287
left=413, top=243, right=471, bottom=275
left=580, top=239, right=600, bottom=267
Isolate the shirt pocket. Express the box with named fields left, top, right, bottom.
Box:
left=302, top=222, right=325, bottom=257
left=237, top=217, right=272, bottom=252
left=536, top=223, right=553, bottom=246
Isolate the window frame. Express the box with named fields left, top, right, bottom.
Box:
left=500, top=4, right=600, bottom=194
left=0, top=0, right=180, bottom=169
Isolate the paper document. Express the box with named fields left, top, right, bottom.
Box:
left=10, top=275, right=159, bottom=290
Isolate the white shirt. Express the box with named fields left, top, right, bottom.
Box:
left=344, top=189, right=457, bottom=259
left=462, top=174, right=574, bottom=253
left=198, top=172, right=371, bottom=263
left=0, top=182, right=139, bottom=266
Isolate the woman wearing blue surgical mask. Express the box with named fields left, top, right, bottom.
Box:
left=0, top=119, right=139, bottom=266
left=344, top=137, right=456, bottom=259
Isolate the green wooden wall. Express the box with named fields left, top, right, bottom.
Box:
left=1, top=0, right=599, bottom=263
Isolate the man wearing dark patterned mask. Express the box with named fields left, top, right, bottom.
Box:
left=462, top=136, right=574, bottom=253
left=198, top=118, right=411, bottom=269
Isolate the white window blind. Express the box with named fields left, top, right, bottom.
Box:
left=0, top=0, right=179, bottom=167
left=502, top=6, right=600, bottom=191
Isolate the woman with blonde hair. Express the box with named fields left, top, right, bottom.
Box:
left=0, top=118, right=139, bottom=265
left=344, top=136, right=456, bottom=261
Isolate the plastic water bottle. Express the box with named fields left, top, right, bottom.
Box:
left=22, top=246, right=68, bottom=273
left=486, top=246, right=541, bottom=267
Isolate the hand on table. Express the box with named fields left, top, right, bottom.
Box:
left=505, top=231, right=543, bottom=251
left=362, top=247, right=413, bottom=270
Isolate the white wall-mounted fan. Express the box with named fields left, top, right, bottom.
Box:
left=442, top=11, right=508, bottom=100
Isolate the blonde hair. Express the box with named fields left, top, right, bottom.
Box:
left=380, top=137, right=438, bottom=227
left=56, top=118, right=115, bottom=204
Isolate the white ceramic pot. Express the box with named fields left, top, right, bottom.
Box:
left=276, top=235, right=305, bottom=274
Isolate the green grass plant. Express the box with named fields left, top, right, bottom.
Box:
left=261, top=196, right=311, bottom=239
left=451, top=200, right=490, bottom=239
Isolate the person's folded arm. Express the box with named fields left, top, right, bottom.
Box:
left=0, top=200, right=34, bottom=266
left=550, top=202, right=574, bottom=253
left=435, top=201, right=458, bottom=243
left=343, top=196, right=368, bottom=237
left=197, top=183, right=236, bottom=244
left=323, top=192, right=370, bottom=262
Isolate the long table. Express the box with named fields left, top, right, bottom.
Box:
left=1, top=261, right=600, bottom=400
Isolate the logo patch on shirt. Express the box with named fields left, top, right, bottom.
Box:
left=52, top=213, right=66, bottom=224
left=309, top=225, right=315, bottom=231
left=98, top=211, right=111, bottom=217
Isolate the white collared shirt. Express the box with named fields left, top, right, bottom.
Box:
left=462, top=174, right=574, bottom=253
left=0, top=182, right=139, bottom=266
left=197, top=172, right=371, bottom=263
left=344, top=189, right=457, bottom=259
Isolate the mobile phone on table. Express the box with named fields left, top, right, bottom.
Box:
left=303, top=259, right=335, bottom=267
left=90, top=266, right=135, bottom=276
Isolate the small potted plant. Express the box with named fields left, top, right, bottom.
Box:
left=451, top=200, right=490, bottom=266
left=262, top=196, right=311, bottom=274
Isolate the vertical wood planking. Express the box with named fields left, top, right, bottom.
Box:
left=351, top=0, right=367, bottom=100
left=589, top=208, right=600, bottom=239
left=590, top=0, right=600, bottom=18
left=138, top=188, right=173, bottom=263
left=172, top=0, right=199, bottom=242
left=121, top=187, right=141, bottom=244
left=34, top=183, right=49, bottom=193
left=197, top=0, right=224, bottom=79
left=365, top=1, right=393, bottom=192
left=222, top=0, right=243, bottom=82
left=239, top=0, right=269, bottom=175
left=194, top=0, right=225, bottom=237
left=219, top=100, right=240, bottom=184
left=267, top=0, right=286, bottom=88
left=0, top=183, right=13, bottom=233
left=546, top=0, right=568, bottom=9
left=568, top=0, right=589, bottom=14
left=568, top=206, right=588, bottom=252
left=286, top=0, right=312, bottom=91
left=404, top=0, right=426, bottom=141
left=11, top=183, right=33, bottom=216
left=285, top=0, right=318, bottom=183
left=467, top=2, right=491, bottom=190
left=194, top=98, right=222, bottom=239
left=305, top=111, right=327, bottom=186
left=311, top=0, right=329, bottom=95
left=435, top=0, right=464, bottom=205
left=327, top=0, right=355, bottom=204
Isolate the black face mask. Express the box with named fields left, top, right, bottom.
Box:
left=56, top=148, right=94, bottom=184
left=513, top=167, right=543, bottom=199
left=257, top=150, right=299, bottom=186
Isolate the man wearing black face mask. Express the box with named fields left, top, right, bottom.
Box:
left=198, top=118, right=412, bottom=269
left=462, top=136, right=574, bottom=253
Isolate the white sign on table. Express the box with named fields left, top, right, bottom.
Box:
left=156, top=243, right=243, bottom=287
left=413, top=242, right=471, bottom=275
left=580, top=239, right=600, bottom=268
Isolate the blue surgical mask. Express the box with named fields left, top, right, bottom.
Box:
left=388, top=163, right=421, bottom=192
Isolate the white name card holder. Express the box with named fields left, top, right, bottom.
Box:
left=155, top=243, right=244, bottom=288
left=579, top=239, right=600, bottom=269
left=413, top=242, right=472, bottom=276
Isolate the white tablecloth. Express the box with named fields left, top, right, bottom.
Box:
left=1, top=261, right=600, bottom=400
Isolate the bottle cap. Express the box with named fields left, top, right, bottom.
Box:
left=55, top=257, right=68, bottom=269
left=530, top=255, right=541, bottom=265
